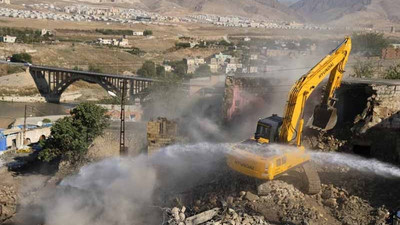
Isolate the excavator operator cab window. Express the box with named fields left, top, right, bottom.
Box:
left=255, top=123, right=271, bottom=140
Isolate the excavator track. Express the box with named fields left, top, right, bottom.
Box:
left=302, top=162, right=321, bottom=195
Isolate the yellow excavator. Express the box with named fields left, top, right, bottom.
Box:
left=227, top=37, right=352, bottom=194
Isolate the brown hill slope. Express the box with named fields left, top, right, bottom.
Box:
left=291, top=0, right=400, bottom=25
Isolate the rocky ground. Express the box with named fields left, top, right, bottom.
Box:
left=162, top=163, right=399, bottom=225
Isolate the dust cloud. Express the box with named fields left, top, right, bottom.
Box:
left=36, top=143, right=229, bottom=225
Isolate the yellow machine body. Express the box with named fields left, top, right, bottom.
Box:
left=227, top=37, right=352, bottom=181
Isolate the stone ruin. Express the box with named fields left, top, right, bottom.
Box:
left=147, top=117, right=179, bottom=155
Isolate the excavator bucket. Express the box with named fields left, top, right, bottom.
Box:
left=311, top=105, right=337, bottom=131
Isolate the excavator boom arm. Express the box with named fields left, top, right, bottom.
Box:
left=279, top=37, right=352, bottom=144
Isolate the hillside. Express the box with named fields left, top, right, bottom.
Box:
left=69, top=0, right=303, bottom=21
left=291, top=0, right=400, bottom=26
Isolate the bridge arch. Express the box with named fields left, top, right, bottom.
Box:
left=29, top=66, right=155, bottom=103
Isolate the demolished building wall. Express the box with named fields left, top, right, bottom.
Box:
left=308, top=80, right=400, bottom=164
left=222, top=75, right=288, bottom=123
left=147, top=117, right=178, bottom=155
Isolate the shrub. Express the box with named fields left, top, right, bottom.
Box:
left=38, top=103, right=109, bottom=162
left=137, top=60, right=156, bottom=78
left=351, top=60, right=375, bottom=78
left=384, top=64, right=400, bottom=79
left=10, top=53, right=32, bottom=63
left=352, top=33, right=389, bottom=57
left=42, top=118, right=51, bottom=123
left=143, top=29, right=153, bottom=36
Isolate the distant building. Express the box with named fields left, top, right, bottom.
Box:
left=136, top=16, right=151, bottom=22
left=0, top=0, right=10, bottom=4
left=1, top=35, right=16, bottom=43
left=189, top=41, right=199, bottom=48
left=249, top=66, right=258, bottom=73
left=392, top=44, right=400, bottom=49
left=209, top=63, right=219, bottom=73
left=164, top=65, right=173, bottom=72
left=115, top=38, right=129, bottom=47
left=41, top=29, right=52, bottom=36
left=184, top=57, right=205, bottom=74
left=97, top=38, right=112, bottom=45
left=382, top=47, right=400, bottom=60
left=132, top=31, right=144, bottom=36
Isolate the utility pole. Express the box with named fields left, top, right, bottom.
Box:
left=119, top=80, right=127, bottom=155
left=23, top=105, right=27, bottom=147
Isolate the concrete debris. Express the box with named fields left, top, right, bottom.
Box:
left=318, top=184, right=390, bottom=225
left=0, top=185, right=17, bottom=223
left=185, top=208, right=219, bottom=225
left=165, top=176, right=392, bottom=225
left=244, top=191, right=259, bottom=201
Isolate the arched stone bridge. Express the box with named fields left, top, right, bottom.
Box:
left=29, top=65, right=156, bottom=103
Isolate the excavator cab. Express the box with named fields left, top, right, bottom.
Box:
left=254, top=115, right=283, bottom=144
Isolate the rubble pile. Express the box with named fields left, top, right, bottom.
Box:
left=303, top=131, right=348, bottom=151
left=254, top=181, right=322, bottom=224
left=319, top=184, right=389, bottom=225
left=164, top=176, right=392, bottom=225
left=0, top=185, right=17, bottom=223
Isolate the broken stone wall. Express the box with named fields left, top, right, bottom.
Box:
left=222, top=75, right=288, bottom=123
left=322, top=81, right=400, bottom=164
left=147, top=117, right=178, bottom=155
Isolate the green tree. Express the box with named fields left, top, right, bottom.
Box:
left=195, top=64, right=211, bottom=76
left=70, top=103, right=109, bottom=142
left=174, top=63, right=187, bottom=78
left=384, top=63, right=400, bottom=79
left=156, top=65, right=165, bottom=77
left=42, top=118, right=51, bottom=123
left=143, top=29, right=153, bottom=36
left=137, top=60, right=156, bottom=77
left=38, top=103, right=109, bottom=162
left=39, top=117, right=89, bottom=162
left=351, top=60, right=375, bottom=78
left=10, top=53, right=32, bottom=63
left=352, top=33, right=389, bottom=57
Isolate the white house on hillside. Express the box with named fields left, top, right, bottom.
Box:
left=1, top=35, right=16, bottom=43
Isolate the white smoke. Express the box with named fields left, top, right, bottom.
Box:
left=36, top=143, right=229, bottom=225
left=45, top=156, right=158, bottom=225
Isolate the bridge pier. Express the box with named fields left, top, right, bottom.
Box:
left=45, top=94, right=61, bottom=104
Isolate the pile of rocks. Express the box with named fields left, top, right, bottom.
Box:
left=0, top=185, right=17, bottom=223
left=167, top=206, right=270, bottom=225
left=164, top=177, right=392, bottom=225
left=319, top=184, right=389, bottom=225
left=253, top=181, right=323, bottom=224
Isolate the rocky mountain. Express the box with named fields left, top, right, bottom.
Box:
left=291, top=0, right=400, bottom=25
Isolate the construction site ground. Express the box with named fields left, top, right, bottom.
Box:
left=1, top=133, right=399, bottom=225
